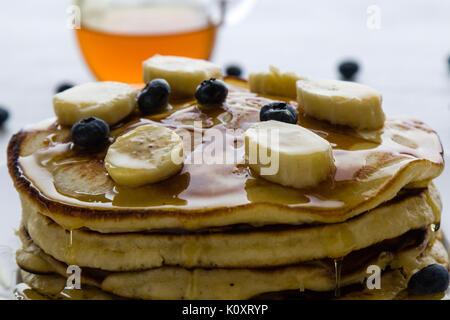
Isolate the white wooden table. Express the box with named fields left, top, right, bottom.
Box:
left=0, top=0, right=449, bottom=297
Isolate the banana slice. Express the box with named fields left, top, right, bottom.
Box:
left=143, top=55, right=222, bottom=97
left=296, top=78, right=385, bottom=130
left=249, top=66, right=303, bottom=99
left=53, top=82, right=136, bottom=126
left=105, top=125, right=184, bottom=187
left=244, top=120, right=334, bottom=189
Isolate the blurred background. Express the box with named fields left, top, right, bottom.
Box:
left=0, top=0, right=449, bottom=160
left=0, top=0, right=449, bottom=293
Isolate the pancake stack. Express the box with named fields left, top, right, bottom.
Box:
left=8, top=56, right=449, bottom=300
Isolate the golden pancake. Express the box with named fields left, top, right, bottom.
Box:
left=16, top=228, right=448, bottom=300
left=20, top=186, right=440, bottom=270
left=8, top=78, right=444, bottom=232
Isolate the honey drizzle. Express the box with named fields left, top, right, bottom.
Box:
left=16, top=78, right=444, bottom=214
left=65, top=229, right=75, bottom=266
left=334, top=257, right=344, bottom=298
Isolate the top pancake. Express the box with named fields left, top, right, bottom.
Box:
left=8, top=78, right=444, bottom=232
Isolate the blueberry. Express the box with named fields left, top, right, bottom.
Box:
left=408, top=264, right=449, bottom=295
left=225, top=64, right=243, bottom=77
left=138, top=79, right=171, bottom=115
left=0, top=107, right=9, bottom=126
left=195, top=78, right=228, bottom=107
left=71, top=117, right=110, bottom=150
left=338, top=61, right=359, bottom=80
left=260, top=102, right=298, bottom=124
left=55, top=82, right=74, bottom=93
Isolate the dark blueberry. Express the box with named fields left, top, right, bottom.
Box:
left=0, top=107, right=9, bottom=126
left=55, top=82, right=74, bottom=93
left=408, top=264, right=449, bottom=295
left=225, top=64, right=243, bottom=77
left=71, top=117, right=110, bottom=150
left=195, top=78, right=228, bottom=107
left=260, top=102, right=298, bottom=124
left=138, top=79, right=171, bottom=115
left=338, top=60, right=359, bottom=80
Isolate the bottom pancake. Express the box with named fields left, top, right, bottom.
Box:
left=15, top=226, right=449, bottom=300
left=16, top=234, right=449, bottom=300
